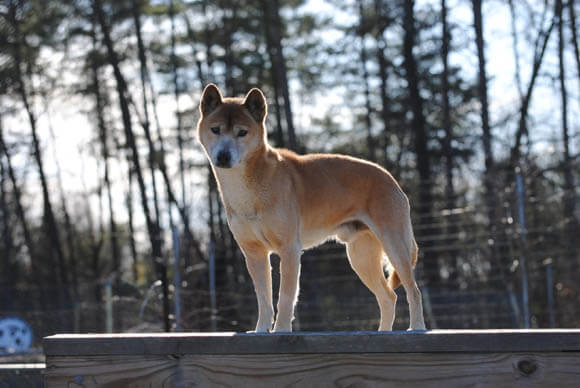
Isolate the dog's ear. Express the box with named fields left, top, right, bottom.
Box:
left=243, top=88, right=267, bottom=123
left=200, top=84, right=223, bottom=116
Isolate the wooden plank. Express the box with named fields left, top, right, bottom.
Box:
left=43, top=329, right=580, bottom=356
left=44, top=352, right=580, bottom=388
left=0, top=364, right=44, bottom=388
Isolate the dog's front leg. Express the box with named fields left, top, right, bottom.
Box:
left=241, top=244, right=274, bottom=332
left=273, top=245, right=301, bottom=332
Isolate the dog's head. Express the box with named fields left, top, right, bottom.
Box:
left=197, top=84, right=267, bottom=169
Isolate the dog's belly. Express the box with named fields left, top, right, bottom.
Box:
left=301, top=219, right=369, bottom=249
left=301, top=229, right=335, bottom=250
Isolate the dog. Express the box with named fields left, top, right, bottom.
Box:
left=197, top=84, right=426, bottom=332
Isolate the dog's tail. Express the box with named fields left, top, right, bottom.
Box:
left=387, top=270, right=401, bottom=290
left=387, top=239, right=418, bottom=290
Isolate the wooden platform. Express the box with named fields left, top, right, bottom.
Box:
left=44, top=329, right=580, bottom=387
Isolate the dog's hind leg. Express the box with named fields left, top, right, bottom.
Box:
left=345, top=230, right=397, bottom=331
left=364, top=186, right=426, bottom=331
left=379, top=230, right=426, bottom=331
left=240, top=242, right=274, bottom=332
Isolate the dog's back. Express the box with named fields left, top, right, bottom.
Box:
left=275, top=149, right=412, bottom=245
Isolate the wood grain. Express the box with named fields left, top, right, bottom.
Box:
left=43, top=330, right=580, bottom=387
left=44, top=352, right=580, bottom=388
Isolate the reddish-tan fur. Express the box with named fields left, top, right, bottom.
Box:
left=197, top=84, right=426, bottom=332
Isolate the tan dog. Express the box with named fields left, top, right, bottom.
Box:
left=197, top=84, right=426, bottom=332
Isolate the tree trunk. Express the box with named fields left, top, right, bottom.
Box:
left=0, top=119, right=36, bottom=280
left=0, top=122, right=16, bottom=310
left=472, top=0, right=498, bottom=232
left=134, top=0, right=205, bottom=266
left=8, top=0, right=70, bottom=306
left=358, top=0, right=376, bottom=162
left=168, top=0, right=197, bottom=277
left=441, top=0, right=454, bottom=211
left=132, top=0, right=162, bottom=228
left=374, top=0, right=391, bottom=168
left=261, top=6, right=286, bottom=148
left=568, top=0, right=580, bottom=119
left=202, top=0, right=215, bottom=81
left=271, top=84, right=286, bottom=147
left=508, top=0, right=523, bottom=99
left=441, top=0, right=458, bottom=287
left=509, top=6, right=555, bottom=166
left=262, top=0, right=298, bottom=151
left=127, top=168, right=140, bottom=283
left=0, top=153, right=12, bottom=262
left=223, top=5, right=237, bottom=94
left=402, top=0, right=437, bottom=285
left=89, top=177, right=104, bottom=325
left=556, top=0, right=577, bottom=253
left=93, top=0, right=170, bottom=332
left=169, top=0, right=187, bottom=213
left=90, top=14, right=122, bottom=291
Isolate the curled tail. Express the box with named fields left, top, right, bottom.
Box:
left=387, top=239, right=418, bottom=290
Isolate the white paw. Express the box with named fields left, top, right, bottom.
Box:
left=272, top=324, right=292, bottom=332
left=250, top=326, right=271, bottom=333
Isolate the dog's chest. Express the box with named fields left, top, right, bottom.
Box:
left=218, top=175, right=266, bottom=219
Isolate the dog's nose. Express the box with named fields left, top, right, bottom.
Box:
left=216, top=150, right=232, bottom=168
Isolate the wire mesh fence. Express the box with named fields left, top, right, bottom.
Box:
left=0, top=367, right=43, bottom=388
left=0, top=164, right=579, bottom=357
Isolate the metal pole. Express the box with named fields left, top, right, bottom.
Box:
left=543, top=258, right=556, bottom=328
left=515, top=167, right=530, bottom=328
left=73, top=301, right=80, bottom=333
left=209, top=240, right=217, bottom=331
left=104, top=279, right=113, bottom=333
left=172, top=225, right=181, bottom=331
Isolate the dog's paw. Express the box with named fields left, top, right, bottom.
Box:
left=272, top=324, right=292, bottom=333
left=247, top=326, right=271, bottom=334
left=406, top=327, right=427, bottom=332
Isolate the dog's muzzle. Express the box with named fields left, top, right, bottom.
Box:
left=216, top=150, right=232, bottom=168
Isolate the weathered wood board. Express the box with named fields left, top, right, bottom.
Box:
left=44, top=330, right=580, bottom=387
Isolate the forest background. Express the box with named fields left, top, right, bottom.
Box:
left=0, top=0, right=578, bottom=345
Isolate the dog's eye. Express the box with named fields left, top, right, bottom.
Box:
left=210, top=126, right=220, bottom=135
left=237, top=129, right=248, bottom=137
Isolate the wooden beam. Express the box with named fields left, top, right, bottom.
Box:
left=44, top=330, right=580, bottom=387
left=44, top=329, right=580, bottom=356
left=45, top=353, right=580, bottom=388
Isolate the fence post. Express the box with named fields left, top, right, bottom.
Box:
left=73, top=301, right=80, bottom=333
left=104, top=279, right=113, bottom=333
left=543, top=258, right=556, bottom=328
left=515, top=167, right=530, bottom=328
left=209, top=240, right=217, bottom=331
left=421, top=286, right=438, bottom=329
left=172, top=225, right=181, bottom=331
